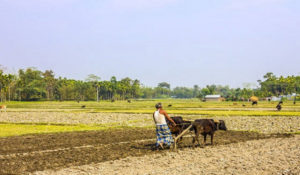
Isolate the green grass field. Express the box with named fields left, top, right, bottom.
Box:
left=0, top=123, right=101, bottom=137
left=0, top=123, right=134, bottom=137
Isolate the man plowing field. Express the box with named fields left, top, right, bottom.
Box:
left=153, top=103, right=176, bottom=149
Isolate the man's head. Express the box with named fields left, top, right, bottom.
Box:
left=155, top=102, right=162, bottom=109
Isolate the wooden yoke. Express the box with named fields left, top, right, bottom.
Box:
left=173, top=124, right=193, bottom=151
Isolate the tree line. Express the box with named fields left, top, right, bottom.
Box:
left=0, top=68, right=141, bottom=102
left=0, top=67, right=299, bottom=102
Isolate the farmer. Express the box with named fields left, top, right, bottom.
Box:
left=153, top=102, right=176, bottom=149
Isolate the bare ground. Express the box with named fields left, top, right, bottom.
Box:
left=0, top=128, right=292, bottom=174
left=34, top=135, right=300, bottom=175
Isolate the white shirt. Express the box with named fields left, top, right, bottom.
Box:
left=153, top=109, right=167, bottom=125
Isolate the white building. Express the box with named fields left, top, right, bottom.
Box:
left=204, top=95, right=223, bottom=102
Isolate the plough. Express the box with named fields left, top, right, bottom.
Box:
left=173, top=124, right=193, bottom=150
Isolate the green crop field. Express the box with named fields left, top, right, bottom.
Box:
left=3, top=99, right=300, bottom=115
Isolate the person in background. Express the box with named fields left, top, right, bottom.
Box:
left=153, top=102, right=176, bottom=149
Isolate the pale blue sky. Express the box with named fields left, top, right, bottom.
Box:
left=0, top=0, right=299, bottom=88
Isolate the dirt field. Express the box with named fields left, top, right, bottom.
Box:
left=0, top=128, right=293, bottom=174
left=36, top=135, right=300, bottom=175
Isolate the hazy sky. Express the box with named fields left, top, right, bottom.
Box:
left=0, top=0, right=299, bottom=88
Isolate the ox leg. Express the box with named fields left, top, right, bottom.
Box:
left=193, top=131, right=200, bottom=148
left=199, top=134, right=206, bottom=148
left=196, top=132, right=201, bottom=147
left=192, top=137, right=196, bottom=149
left=211, top=134, right=214, bottom=145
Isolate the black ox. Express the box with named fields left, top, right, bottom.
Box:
left=192, top=119, right=227, bottom=148
left=166, top=116, right=191, bottom=141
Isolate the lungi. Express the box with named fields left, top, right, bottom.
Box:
left=155, top=124, right=174, bottom=146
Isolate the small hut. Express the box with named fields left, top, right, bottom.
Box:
left=204, top=95, right=223, bottom=102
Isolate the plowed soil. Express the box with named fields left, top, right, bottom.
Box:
left=0, top=129, right=292, bottom=174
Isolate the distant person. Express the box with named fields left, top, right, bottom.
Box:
left=276, top=102, right=282, bottom=111
left=153, top=103, right=176, bottom=149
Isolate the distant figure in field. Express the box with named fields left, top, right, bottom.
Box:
left=276, top=103, right=282, bottom=111
left=168, top=104, right=172, bottom=107
left=81, top=105, right=86, bottom=108
left=127, top=99, right=131, bottom=103
left=250, top=96, right=258, bottom=106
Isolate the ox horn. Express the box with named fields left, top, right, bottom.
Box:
left=214, top=119, right=220, bottom=123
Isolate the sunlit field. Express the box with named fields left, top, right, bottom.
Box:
left=1, top=100, right=300, bottom=174
left=0, top=99, right=300, bottom=137
left=0, top=123, right=113, bottom=137
left=4, top=99, right=300, bottom=113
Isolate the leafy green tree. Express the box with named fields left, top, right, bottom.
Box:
left=0, top=70, right=10, bottom=102
left=43, top=70, right=56, bottom=100
left=172, top=87, right=193, bottom=98
left=17, top=68, right=46, bottom=101
left=158, top=82, right=170, bottom=89
left=206, top=85, right=217, bottom=95
left=200, top=88, right=210, bottom=98
left=86, top=74, right=101, bottom=101
left=193, top=85, right=200, bottom=98
left=132, top=79, right=141, bottom=98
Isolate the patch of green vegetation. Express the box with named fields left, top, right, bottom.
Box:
left=90, top=109, right=300, bottom=116
left=0, top=123, right=134, bottom=138
left=3, top=100, right=300, bottom=116
left=291, top=131, right=300, bottom=135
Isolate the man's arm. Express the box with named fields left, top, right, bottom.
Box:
left=161, top=110, right=176, bottom=126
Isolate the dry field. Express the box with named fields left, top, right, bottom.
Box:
left=34, top=135, right=300, bottom=175
left=1, top=112, right=300, bottom=133
left=0, top=101, right=300, bottom=174
left=0, top=128, right=295, bottom=174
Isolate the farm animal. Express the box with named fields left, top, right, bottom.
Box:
left=127, top=100, right=131, bottom=103
left=242, top=104, right=246, bottom=107
left=0, top=105, right=6, bottom=112
left=192, top=119, right=227, bottom=148
left=166, top=116, right=192, bottom=141
left=81, top=105, right=86, bottom=108
left=252, top=101, right=258, bottom=106
left=168, top=104, right=172, bottom=107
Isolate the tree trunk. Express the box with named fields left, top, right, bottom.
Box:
left=0, top=88, right=2, bottom=103
left=8, top=87, right=10, bottom=102
left=96, top=87, right=99, bottom=102
left=47, top=90, right=50, bottom=101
